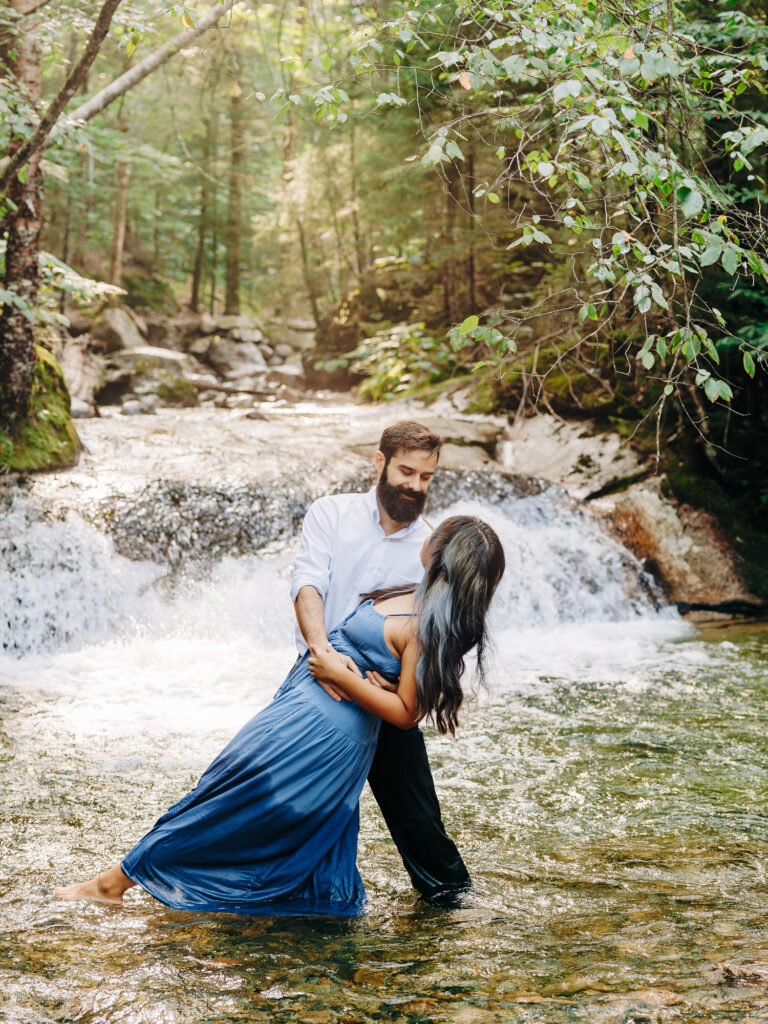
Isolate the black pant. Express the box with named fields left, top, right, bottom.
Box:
left=367, top=720, right=470, bottom=899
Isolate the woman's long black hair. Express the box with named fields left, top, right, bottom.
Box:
left=362, top=516, right=505, bottom=736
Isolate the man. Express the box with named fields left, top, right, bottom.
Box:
left=290, top=420, right=470, bottom=899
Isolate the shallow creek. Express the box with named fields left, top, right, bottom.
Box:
left=1, top=405, right=767, bottom=1024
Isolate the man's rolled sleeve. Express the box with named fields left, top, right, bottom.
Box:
left=290, top=497, right=336, bottom=603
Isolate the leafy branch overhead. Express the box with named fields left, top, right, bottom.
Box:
left=341, top=0, right=768, bottom=409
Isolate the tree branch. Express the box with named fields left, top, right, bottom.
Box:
left=0, top=0, right=242, bottom=184
left=0, top=0, right=124, bottom=194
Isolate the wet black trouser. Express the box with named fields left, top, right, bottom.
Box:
left=367, top=720, right=471, bottom=899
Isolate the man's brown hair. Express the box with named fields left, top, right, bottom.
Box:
left=378, top=421, right=442, bottom=463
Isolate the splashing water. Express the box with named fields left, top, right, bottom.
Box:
left=2, top=467, right=767, bottom=1024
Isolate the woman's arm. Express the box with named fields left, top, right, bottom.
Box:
left=308, top=639, right=421, bottom=729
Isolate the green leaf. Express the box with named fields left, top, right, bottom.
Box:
left=700, top=241, right=722, bottom=267
left=640, top=350, right=654, bottom=369
left=743, top=350, right=756, bottom=377
left=459, top=314, right=479, bottom=335
left=553, top=79, right=582, bottom=103
left=664, top=383, right=674, bottom=395
left=678, top=185, right=703, bottom=218
left=537, top=162, right=554, bottom=177
left=721, top=245, right=741, bottom=276
left=445, top=140, right=465, bottom=161
left=487, top=192, right=500, bottom=204
left=591, top=117, right=611, bottom=136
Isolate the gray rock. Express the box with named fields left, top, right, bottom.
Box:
left=259, top=343, right=274, bottom=360
left=217, top=314, right=261, bottom=333
left=199, top=312, right=218, bottom=334
left=146, top=319, right=185, bottom=351
left=499, top=414, right=649, bottom=500
left=59, top=338, right=102, bottom=404
left=112, top=346, right=194, bottom=375
left=273, top=342, right=294, bottom=360
left=230, top=326, right=264, bottom=344
left=70, top=397, right=96, bottom=419
left=207, top=337, right=267, bottom=377
left=121, top=399, right=143, bottom=416
left=266, top=319, right=316, bottom=352
left=188, top=336, right=211, bottom=359
left=125, top=308, right=149, bottom=338
left=91, top=307, right=144, bottom=353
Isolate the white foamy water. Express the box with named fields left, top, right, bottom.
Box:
left=0, top=488, right=698, bottom=753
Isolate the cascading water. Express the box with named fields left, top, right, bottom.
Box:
left=1, top=473, right=676, bottom=665
left=2, top=410, right=765, bottom=1024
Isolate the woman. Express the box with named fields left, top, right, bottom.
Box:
left=55, top=515, right=505, bottom=917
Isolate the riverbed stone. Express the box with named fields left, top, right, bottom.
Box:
left=111, top=346, right=194, bottom=375
left=198, top=312, right=218, bottom=334
left=91, top=307, right=144, bottom=353
left=230, top=326, right=264, bottom=344
left=207, top=337, right=267, bottom=377
left=217, top=314, right=261, bottom=333
left=266, top=319, right=316, bottom=352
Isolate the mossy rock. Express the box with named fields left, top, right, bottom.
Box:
left=0, top=347, right=80, bottom=472
left=122, top=272, right=179, bottom=314
left=155, top=376, right=198, bottom=406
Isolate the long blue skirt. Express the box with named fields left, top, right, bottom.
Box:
left=121, top=656, right=381, bottom=917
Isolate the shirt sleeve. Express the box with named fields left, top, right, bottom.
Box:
left=289, top=497, right=337, bottom=603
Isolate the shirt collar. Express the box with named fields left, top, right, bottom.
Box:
left=364, top=486, right=423, bottom=538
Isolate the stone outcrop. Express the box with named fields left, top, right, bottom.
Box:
left=498, top=414, right=651, bottom=500
left=90, top=307, right=145, bottom=353
left=590, top=479, right=762, bottom=614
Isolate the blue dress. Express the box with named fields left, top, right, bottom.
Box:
left=121, top=600, right=403, bottom=917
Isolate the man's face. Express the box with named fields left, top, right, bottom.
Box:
left=375, top=447, right=439, bottom=525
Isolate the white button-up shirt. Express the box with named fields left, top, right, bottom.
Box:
left=290, top=487, right=432, bottom=654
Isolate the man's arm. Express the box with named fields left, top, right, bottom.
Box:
left=294, top=585, right=330, bottom=650
left=291, top=499, right=362, bottom=701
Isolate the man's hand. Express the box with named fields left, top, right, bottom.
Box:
left=309, top=645, right=362, bottom=702
left=365, top=670, right=399, bottom=693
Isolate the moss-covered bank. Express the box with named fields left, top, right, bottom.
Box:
left=0, top=347, right=81, bottom=472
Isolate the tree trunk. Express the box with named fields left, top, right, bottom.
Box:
left=466, top=147, right=476, bottom=311
left=224, top=85, right=244, bottom=316
left=191, top=115, right=215, bottom=312
left=350, top=126, right=366, bottom=279
left=441, top=161, right=460, bottom=323
left=108, top=158, right=130, bottom=286
left=0, top=1, right=43, bottom=424
left=296, top=218, right=322, bottom=329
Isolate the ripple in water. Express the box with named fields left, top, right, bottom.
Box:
left=2, top=489, right=767, bottom=1023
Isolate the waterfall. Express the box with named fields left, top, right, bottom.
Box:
left=0, top=473, right=677, bottom=665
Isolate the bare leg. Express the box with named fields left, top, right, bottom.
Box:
left=54, top=865, right=135, bottom=906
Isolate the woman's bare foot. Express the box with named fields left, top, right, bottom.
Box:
left=54, top=865, right=134, bottom=906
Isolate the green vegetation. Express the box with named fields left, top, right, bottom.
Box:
left=0, top=348, right=80, bottom=473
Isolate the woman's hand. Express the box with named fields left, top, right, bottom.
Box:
left=308, top=642, right=352, bottom=685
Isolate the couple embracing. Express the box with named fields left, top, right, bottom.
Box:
left=56, top=421, right=505, bottom=916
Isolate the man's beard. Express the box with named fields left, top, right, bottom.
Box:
left=377, top=469, right=427, bottom=525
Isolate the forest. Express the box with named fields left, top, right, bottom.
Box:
left=1, top=0, right=767, bottom=590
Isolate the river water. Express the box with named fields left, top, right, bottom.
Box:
left=1, top=407, right=767, bottom=1023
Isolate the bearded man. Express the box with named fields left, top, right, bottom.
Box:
left=291, top=420, right=470, bottom=899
